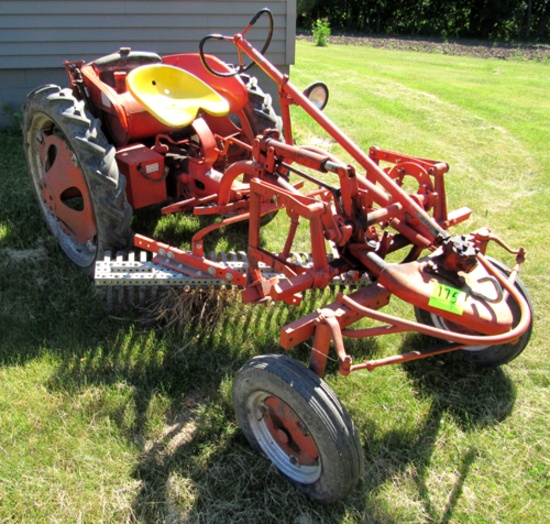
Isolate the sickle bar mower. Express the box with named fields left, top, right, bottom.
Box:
left=23, top=9, right=533, bottom=504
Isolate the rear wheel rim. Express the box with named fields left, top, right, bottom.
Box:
left=28, top=115, right=98, bottom=267
left=247, top=391, right=321, bottom=484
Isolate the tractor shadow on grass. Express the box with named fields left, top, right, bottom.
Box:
left=39, top=284, right=518, bottom=523
left=402, top=334, right=518, bottom=429
left=42, top=286, right=373, bottom=522
left=347, top=331, right=517, bottom=523
left=0, top=246, right=519, bottom=524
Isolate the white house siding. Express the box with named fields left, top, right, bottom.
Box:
left=0, top=0, right=296, bottom=126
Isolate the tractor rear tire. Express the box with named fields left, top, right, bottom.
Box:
left=233, top=354, right=363, bottom=504
left=23, top=85, right=133, bottom=276
left=240, top=74, right=283, bottom=138
left=237, top=75, right=282, bottom=225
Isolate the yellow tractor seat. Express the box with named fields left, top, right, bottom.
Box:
left=127, top=64, right=230, bottom=128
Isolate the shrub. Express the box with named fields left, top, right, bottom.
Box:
left=312, top=18, right=331, bottom=47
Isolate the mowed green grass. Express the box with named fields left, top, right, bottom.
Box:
left=0, top=40, right=549, bottom=523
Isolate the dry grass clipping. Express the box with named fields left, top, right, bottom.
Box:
left=150, top=286, right=240, bottom=333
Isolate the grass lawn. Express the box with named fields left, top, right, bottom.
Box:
left=0, top=39, right=549, bottom=522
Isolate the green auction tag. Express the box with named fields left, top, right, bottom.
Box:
left=428, top=283, right=466, bottom=315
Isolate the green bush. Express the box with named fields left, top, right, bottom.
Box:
left=312, top=18, right=331, bottom=47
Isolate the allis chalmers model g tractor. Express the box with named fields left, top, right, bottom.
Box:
left=23, top=9, right=533, bottom=504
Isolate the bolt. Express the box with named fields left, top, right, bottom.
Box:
left=225, top=273, right=233, bottom=281
left=297, top=420, right=309, bottom=436
left=158, top=248, right=166, bottom=257
left=207, top=267, right=216, bottom=275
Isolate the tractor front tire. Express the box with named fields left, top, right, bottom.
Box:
left=23, top=85, right=133, bottom=275
left=233, top=354, right=363, bottom=504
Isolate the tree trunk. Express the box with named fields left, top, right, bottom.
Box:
left=526, top=0, right=532, bottom=38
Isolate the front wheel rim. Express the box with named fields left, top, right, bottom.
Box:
left=428, top=313, right=486, bottom=352
left=247, top=391, right=321, bottom=484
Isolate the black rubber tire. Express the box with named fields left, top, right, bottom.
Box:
left=23, top=85, right=133, bottom=276
left=414, top=257, right=534, bottom=368
left=236, top=75, right=282, bottom=225
left=239, top=74, right=283, bottom=138
left=232, top=354, right=363, bottom=504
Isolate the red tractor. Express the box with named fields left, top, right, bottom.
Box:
left=22, top=10, right=533, bottom=504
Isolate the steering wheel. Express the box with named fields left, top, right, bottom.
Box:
left=199, top=8, right=274, bottom=77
